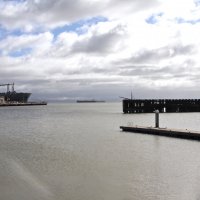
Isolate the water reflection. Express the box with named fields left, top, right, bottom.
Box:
left=0, top=103, right=200, bottom=200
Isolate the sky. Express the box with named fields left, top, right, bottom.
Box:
left=1, top=0, right=200, bottom=101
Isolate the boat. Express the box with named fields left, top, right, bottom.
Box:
left=0, top=83, right=31, bottom=103
left=77, top=100, right=105, bottom=103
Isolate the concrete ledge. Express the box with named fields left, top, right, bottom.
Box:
left=120, top=126, right=200, bottom=141
left=0, top=102, right=47, bottom=107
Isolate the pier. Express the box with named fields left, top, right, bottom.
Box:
left=123, top=99, right=200, bottom=113
left=120, top=110, right=200, bottom=141
left=120, top=126, right=200, bottom=141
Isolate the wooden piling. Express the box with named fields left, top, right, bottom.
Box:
left=155, top=110, right=159, bottom=128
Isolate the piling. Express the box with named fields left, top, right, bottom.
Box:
left=155, top=110, right=159, bottom=128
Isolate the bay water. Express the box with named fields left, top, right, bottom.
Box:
left=1, top=103, right=200, bottom=200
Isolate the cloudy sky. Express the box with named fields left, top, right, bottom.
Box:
left=1, top=0, right=200, bottom=101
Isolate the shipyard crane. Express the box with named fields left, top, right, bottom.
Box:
left=0, top=83, right=15, bottom=93
left=119, top=91, right=134, bottom=100
left=119, top=96, right=130, bottom=100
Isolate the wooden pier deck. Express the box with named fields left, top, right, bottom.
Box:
left=120, top=125, right=200, bottom=141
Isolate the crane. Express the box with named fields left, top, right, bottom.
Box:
left=119, top=96, right=130, bottom=100
left=0, top=83, right=15, bottom=93
left=119, top=91, right=134, bottom=100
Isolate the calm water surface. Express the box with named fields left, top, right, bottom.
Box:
left=1, top=103, right=200, bottom=200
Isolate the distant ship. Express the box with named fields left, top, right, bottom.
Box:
left=77, top=100, right=105, bottom=103
left=0, top=83, right=31, bottom=103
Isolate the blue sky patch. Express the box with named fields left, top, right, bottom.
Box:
left=0, top=24, right=44, bottom=40
left=51, top=16, right=108, bottom=38
left=9, top=47, right=32, bottom=57
left=10, top=29, right=25, bottom=36
left=0, top=25, right=26, bottom=40
left=176, top=17, right=200, bottom=24
left=0, top=16, right=108, bottom=41
left=0, top=25, right=8, bottom=40
left=146, top=13, right=163, bottom=24
left=194, top=0, right=200, bottom=6
left=1, top=0, right=26, bottom=4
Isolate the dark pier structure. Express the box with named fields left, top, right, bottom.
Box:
left=123, top=99, right=200, bottom=113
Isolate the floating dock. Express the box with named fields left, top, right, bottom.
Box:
left=120, top=126, right=200, bottom=141
left=123, top=99, right=200, bottom=113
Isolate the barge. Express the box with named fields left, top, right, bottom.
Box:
left=77, top=100, right=105, bottom=103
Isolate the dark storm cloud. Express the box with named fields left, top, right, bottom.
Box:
left=118, top=44, right=195, bottom=65
left=71, top=25, right=124, bottom=54
left=107, top=0, right=160, bottom=11
left=0, top=0, right=160, bottom=30
left=0, top=0, right=103, bottom=29
left=118, top=64, right=192, bottom=76
left=27, top=0, right=102, bottom=22
left=52, top=65, right=121, bottom=77
left=118, top=65, right=173, bottom=76
left=28, top=0, right=160, bottom=21
left=54, top=77, right=121, bottom=86
left=16, top=79, right=50, bottom=86
left=113, top=57, right=198, bottom=88
left=0, top=69, right=49, bottom=91
left=114, top=44, right=196, bottom=68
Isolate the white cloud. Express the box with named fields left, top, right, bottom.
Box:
left=1, top=0, right=200, bottom=100
left=0, top=32, right=53, bottom=56
left=0, top=0, right=160, bottom=30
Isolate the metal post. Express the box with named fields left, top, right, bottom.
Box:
left=7, top=84, right=9, bottom=93
left=12, top=83, right=14, bottom=92
left=155, top=110, right=159, bottom=128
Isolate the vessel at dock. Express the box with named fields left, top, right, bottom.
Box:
left=0, top=83, right=47, bottom=106
left=0, top=83, right=31, bottom=103
left=0, top=91, right=31, bottom=103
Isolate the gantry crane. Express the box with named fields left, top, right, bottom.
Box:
left=0, top=83, right=15, bottom=93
